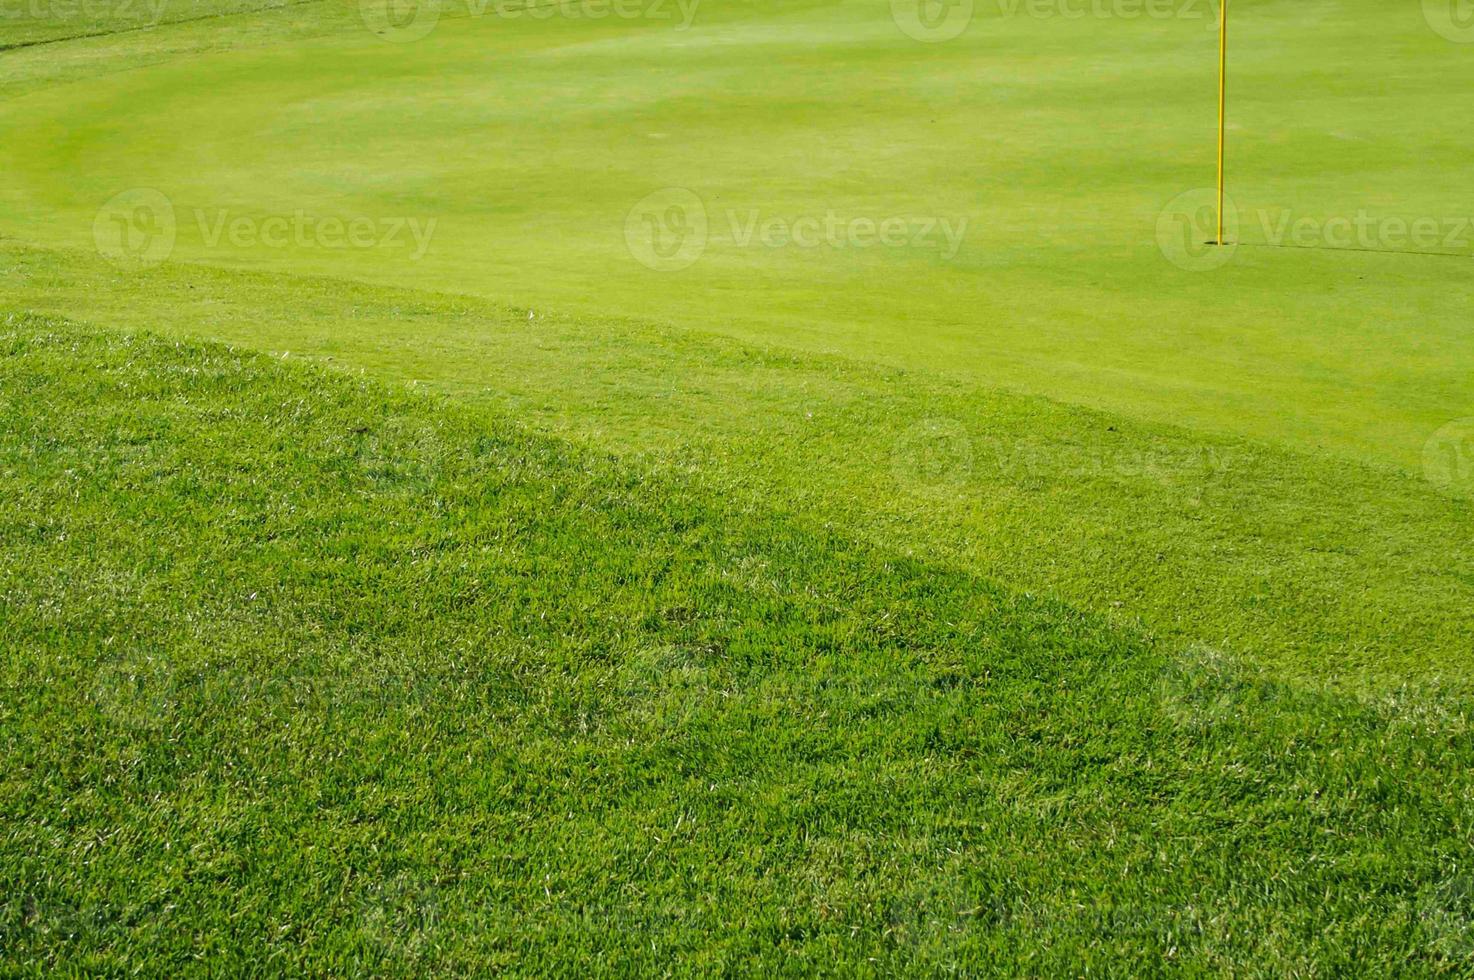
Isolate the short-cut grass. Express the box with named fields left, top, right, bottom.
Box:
left=4, top=314, right=1473, bottom=974
left=5, top=0, right=1474, bottom=970
left=7, top=242, right=1474, bottom=689
left=3, top=0, right=1472, bottom=468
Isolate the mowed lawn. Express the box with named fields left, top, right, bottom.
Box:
left=1, top=0, right=1472, bottom=465
left=3, top=0, right=1474, bottom=972
left=3, top=316, right=1473, bottom=973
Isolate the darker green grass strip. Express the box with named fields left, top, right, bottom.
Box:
left=0, top=0, right=322, bottom=51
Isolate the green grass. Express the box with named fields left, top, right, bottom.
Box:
left=3, top=314, right=1473, bottom=974
left=0, top=0, right=301, bottom=49
left=3, top=0, right=1474, bottom=970
left=6, top=241, right=1474, bottom=689
left=2, top=0, right=1473, bottom=467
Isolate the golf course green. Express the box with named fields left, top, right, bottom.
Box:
left=3, top=0, right=1473, bottom=971
left=5, top=0, right=1474, bottom=464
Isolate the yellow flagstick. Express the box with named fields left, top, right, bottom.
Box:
left=1216, top=0, right=1229, bottom=244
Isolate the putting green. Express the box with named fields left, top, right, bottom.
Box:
left=2, top=0, right=1471, bottom=470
